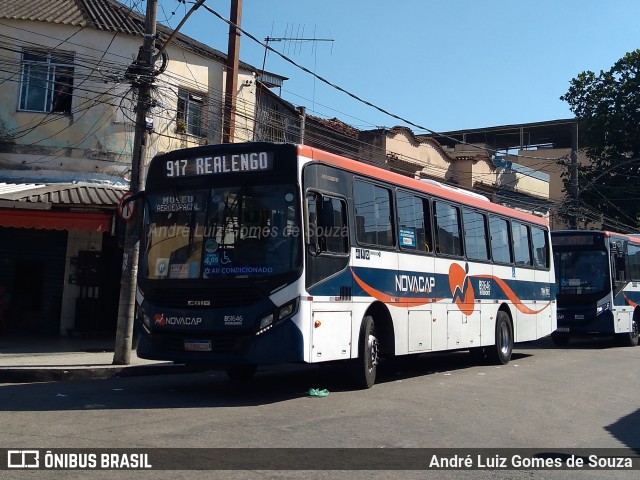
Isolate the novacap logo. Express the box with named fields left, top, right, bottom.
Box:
left=153, top=313, right=166, bottom=326
left=449, top=263, right=475, bottom=315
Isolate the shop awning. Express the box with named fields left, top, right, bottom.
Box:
left=0, top=209, right=112, bottom=231
left=0, top=182, right=126, bottom=232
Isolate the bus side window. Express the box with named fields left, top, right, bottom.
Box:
left=396, top=190, right=430, bottom=253
left=511, top=221, right=532, bottom=266
left=434, top=200, right=463, bottom=257
left=306, top=192, right=348, bottom=255
left=354, top=180, right=394, bottom=248
left=489, top=216, right=512, bottom=264
left=628, top=244, right=640, bottom=280
left=531, top=226, right=548, bottom=269
left=321, top=196, right=348, bottom=254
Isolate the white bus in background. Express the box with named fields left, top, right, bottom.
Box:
left=552, top=230, right=640, bottom=346
left=134, top=142, right=557, bottom=388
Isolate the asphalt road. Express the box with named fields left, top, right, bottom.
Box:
left=1, top=336, right=638, bottom=480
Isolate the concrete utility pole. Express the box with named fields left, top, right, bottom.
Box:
left=222, top=0, right=242, bottom=143
left=113, top=0, right=158, bottom=365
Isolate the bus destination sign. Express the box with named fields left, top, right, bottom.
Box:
left=165, top=151, right=273, bottom=177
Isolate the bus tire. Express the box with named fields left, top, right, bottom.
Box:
left=618, top=318, right=639, bottom=347
left=551, top=333, right=571, bottom=347
left=490, top=311, right=513, bottom=365
left=226, top=364, right=257, bottom=381
left=351, top=315, right=379, bottom=389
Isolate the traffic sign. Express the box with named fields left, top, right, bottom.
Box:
left=118, top=191, right=135, bottom=221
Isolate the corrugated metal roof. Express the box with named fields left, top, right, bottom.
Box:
left=0, top=0, right=140, bottom=33
left=0, top=183, right=44, bottom=195
left=0, top=0, right=87, bottom=26
left=79, top=0, right=144, bottom=35
left=0, top=182, right=126, bottom=209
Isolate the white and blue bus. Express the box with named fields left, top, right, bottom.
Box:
left=135, top=142, right=556, bottom=388
left=551, top=230, right=640, bottom=347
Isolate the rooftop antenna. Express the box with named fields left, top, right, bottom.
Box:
left=260, top=25, right=334, bottom=111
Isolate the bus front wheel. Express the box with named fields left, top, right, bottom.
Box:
left=351, top=315, right=379, bottom=389
left=490, top=311, right=513, bottom=365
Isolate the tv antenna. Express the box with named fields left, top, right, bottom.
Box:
left=259, top=26, right=334, bottom=112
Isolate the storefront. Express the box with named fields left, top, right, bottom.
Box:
left=0, top=183, right=126, bottom=336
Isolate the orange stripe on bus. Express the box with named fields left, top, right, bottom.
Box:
left=476, top=275, right=552, bottom=315
left=624, top=294, right=638, bottom=308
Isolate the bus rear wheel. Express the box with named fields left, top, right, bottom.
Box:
left=490, top=311, right=513, bottom=365
left=351, top=315, right=379, bottom=389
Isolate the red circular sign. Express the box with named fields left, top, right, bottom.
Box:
left=118, top=191, right=135, bottom=221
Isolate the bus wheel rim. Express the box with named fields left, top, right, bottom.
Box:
left=499, top=322, right=510, bottom=354
left=368, top=334, right=379, bottom=371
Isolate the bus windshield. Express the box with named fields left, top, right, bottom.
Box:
left=141, top=184, right=301, bottom=279
left=554, top=249, right=609, bottom=295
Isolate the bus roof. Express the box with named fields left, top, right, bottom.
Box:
left=298, top=144, right=549, bottom=228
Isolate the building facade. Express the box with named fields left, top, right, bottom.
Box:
left=0, top=0, right=283, bottom=336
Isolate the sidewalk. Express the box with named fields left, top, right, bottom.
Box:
left=0, top=335, right=195, bottom=383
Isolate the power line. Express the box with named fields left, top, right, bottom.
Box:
left=0, top=10, right=578, bottom=219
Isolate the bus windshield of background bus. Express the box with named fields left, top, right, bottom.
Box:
left=554, top=250, right=609, bottom=295
left=142, top=185, right=301, bottom=279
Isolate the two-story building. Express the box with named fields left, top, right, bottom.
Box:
left=0, top=0, right=285, bottom=336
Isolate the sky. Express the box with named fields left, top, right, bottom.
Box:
left=140, top=0, right=640, bottom=133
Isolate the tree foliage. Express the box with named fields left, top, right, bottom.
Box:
left=561, top=49, right=640, bottom=231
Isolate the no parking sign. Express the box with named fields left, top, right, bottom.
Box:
left=117, top=191, right=135, bottom=222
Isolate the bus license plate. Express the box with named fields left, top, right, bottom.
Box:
left=556, top=327, right=570, bottom=333
left=184, top=340, right=212, bottom=352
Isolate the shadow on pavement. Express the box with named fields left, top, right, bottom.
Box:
left=0, top=348, right=532, bottom=412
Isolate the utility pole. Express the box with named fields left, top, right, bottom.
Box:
left=568, top=121, right=579, bottom=229
left=113, top=0, right=158, bottom=365
left=222, top=0, right=242, bottom=143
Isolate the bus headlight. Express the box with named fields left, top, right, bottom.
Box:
left=278, top=301, right=295, bottom=320
left=256, top=297, right=299, bottom=336
left=596, top=302, right=610, bottom=315
left=259, top=313, right=274, bottom=331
